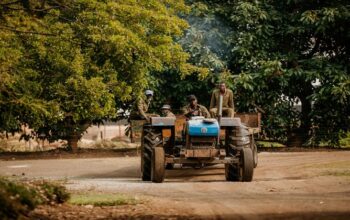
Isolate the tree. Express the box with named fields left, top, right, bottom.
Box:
left=0, top=0, right=207, bottom=151
left=149, top=2, right=231, bottom=112
left=184, top=0, right=349, bottom=146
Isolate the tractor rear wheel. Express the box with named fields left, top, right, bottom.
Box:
left=151, top=147, right=165, bottom=183
left=141, top=127, right=162, bottom=181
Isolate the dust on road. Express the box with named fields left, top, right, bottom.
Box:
left=1, top=152, right=350, bottom=219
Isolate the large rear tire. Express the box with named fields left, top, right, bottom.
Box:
left=141, top=127, right=162, bottom=181
left=151, top=147, right=165, bottom=183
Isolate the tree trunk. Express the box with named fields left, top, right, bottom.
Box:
left=67, top=134, right=79, bottom=153
left=287, top=127, right=306, bottom=147
left=287, top=83, right=312, bottom=147
left=300, top=96, right=312, bottom=131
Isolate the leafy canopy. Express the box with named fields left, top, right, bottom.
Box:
left=0, top=0, right=207, bottom=145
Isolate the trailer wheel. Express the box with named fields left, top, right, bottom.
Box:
left=253, top=144, right=258, bottom=168
left=141, top=127, right=162, bottom=181
left=251, top=136, right=258, bottom=168
left=151, top=147, right=165, bottom=183
left=241, top=147, right=254, bottom=182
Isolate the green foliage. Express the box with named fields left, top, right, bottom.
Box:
left=184, top=0, right=349, bottom=145
left=0, top=178, right=40, bottom=219
left=1, top=0, right=348, bottom=147
left=150, top=70, right=217, bottom=113
left=36, top=180, right=70, bottom=204
left=257, top=141, right=285, bottom=148
left=0, top=0, right=205, bottom=149
left=339, top=132, right=350, bottom=148
left=0, top=178, right=69, bottom=219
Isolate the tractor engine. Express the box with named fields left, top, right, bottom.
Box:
left=186, top=117, right=219, bottom=148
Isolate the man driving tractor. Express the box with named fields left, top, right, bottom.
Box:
left=209, top=82, right=235, bottom=118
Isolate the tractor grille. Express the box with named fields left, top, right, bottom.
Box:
left=190, top=136, right=216, bottom=148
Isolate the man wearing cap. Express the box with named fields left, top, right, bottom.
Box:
left=182, top=95, right=210, bottom=118
left=130, top=90, right=156, bottom=122
left=160, top=104, right=176, bottom=118
left=209, top=82, right=235, bottom=118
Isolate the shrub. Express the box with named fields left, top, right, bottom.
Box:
left=0, top=178, right=40, bottom=219
left=0, top=178, right=70, bottom=219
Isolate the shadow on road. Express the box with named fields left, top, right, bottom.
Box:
left=76, top=165, right=226, bottom=183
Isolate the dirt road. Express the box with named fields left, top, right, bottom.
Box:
left=1, top=151, right=350, bottom=219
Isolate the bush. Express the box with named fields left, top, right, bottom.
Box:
left=340, top=132, right=350, bottom=148
left=0, top=178, right=70, bottom=220
left=37, top=180, right=70, bottom=204
left=0, top=178, right=40, bottom=219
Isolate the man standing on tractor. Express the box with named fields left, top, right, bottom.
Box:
left=182, top=95, right=210, bottom=119
left=160, top=104, right=176, bottom=118
left=209, top=82, right=235, bottom=118
left=130, top=90, right=157, bottom=123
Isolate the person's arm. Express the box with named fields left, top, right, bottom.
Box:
left=182, top=106, right=190, bottom=117
left=137, top=99, right=149, bottom=121
left=228, top=90, right=235, bottom=113
left=209, top=90, right=216, bottom=110
left=168, top=112, right=176, bottom=118
left=183, top=106, right=197, bottom=118
left=202, top=106, right=211, bottom=118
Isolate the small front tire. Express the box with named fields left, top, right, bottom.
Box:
left=151, top=147, right=165, bottom=183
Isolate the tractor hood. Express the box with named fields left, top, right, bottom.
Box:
left=187, top=118, right=219, bottom=136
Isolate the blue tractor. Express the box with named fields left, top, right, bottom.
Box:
left=140, top=112, right=258, bottom=183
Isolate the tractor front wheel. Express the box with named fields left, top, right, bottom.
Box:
left=151, top=147, right=165, bottom=183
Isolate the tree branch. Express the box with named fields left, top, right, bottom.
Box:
left=1, top=5, right=61, bottom=12
left=0, top=1, right=20, bottom=6
left=0, top=25, right=57, bottom=36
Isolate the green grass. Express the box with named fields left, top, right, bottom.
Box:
left=257, top=141, right=285, bottom=148
left=69, top=193, right=138, bottom=206
left=340, top=132, right=350, bottom=148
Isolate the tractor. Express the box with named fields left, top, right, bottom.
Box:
left=139, top=99, right=259, bottom=183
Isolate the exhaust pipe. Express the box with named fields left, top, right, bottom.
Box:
left=217, top=94, right=223, bottom=147
left=218, top=94, right=223, bottom=124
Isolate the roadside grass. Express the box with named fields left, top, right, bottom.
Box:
left=340, top=133, right=350, bottom=148
left=69, top=193, right=139, bottom=206
left=257, top=141, right=285, bottom=148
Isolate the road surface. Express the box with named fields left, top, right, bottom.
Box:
left=1, top=151, right=350, bottom=219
